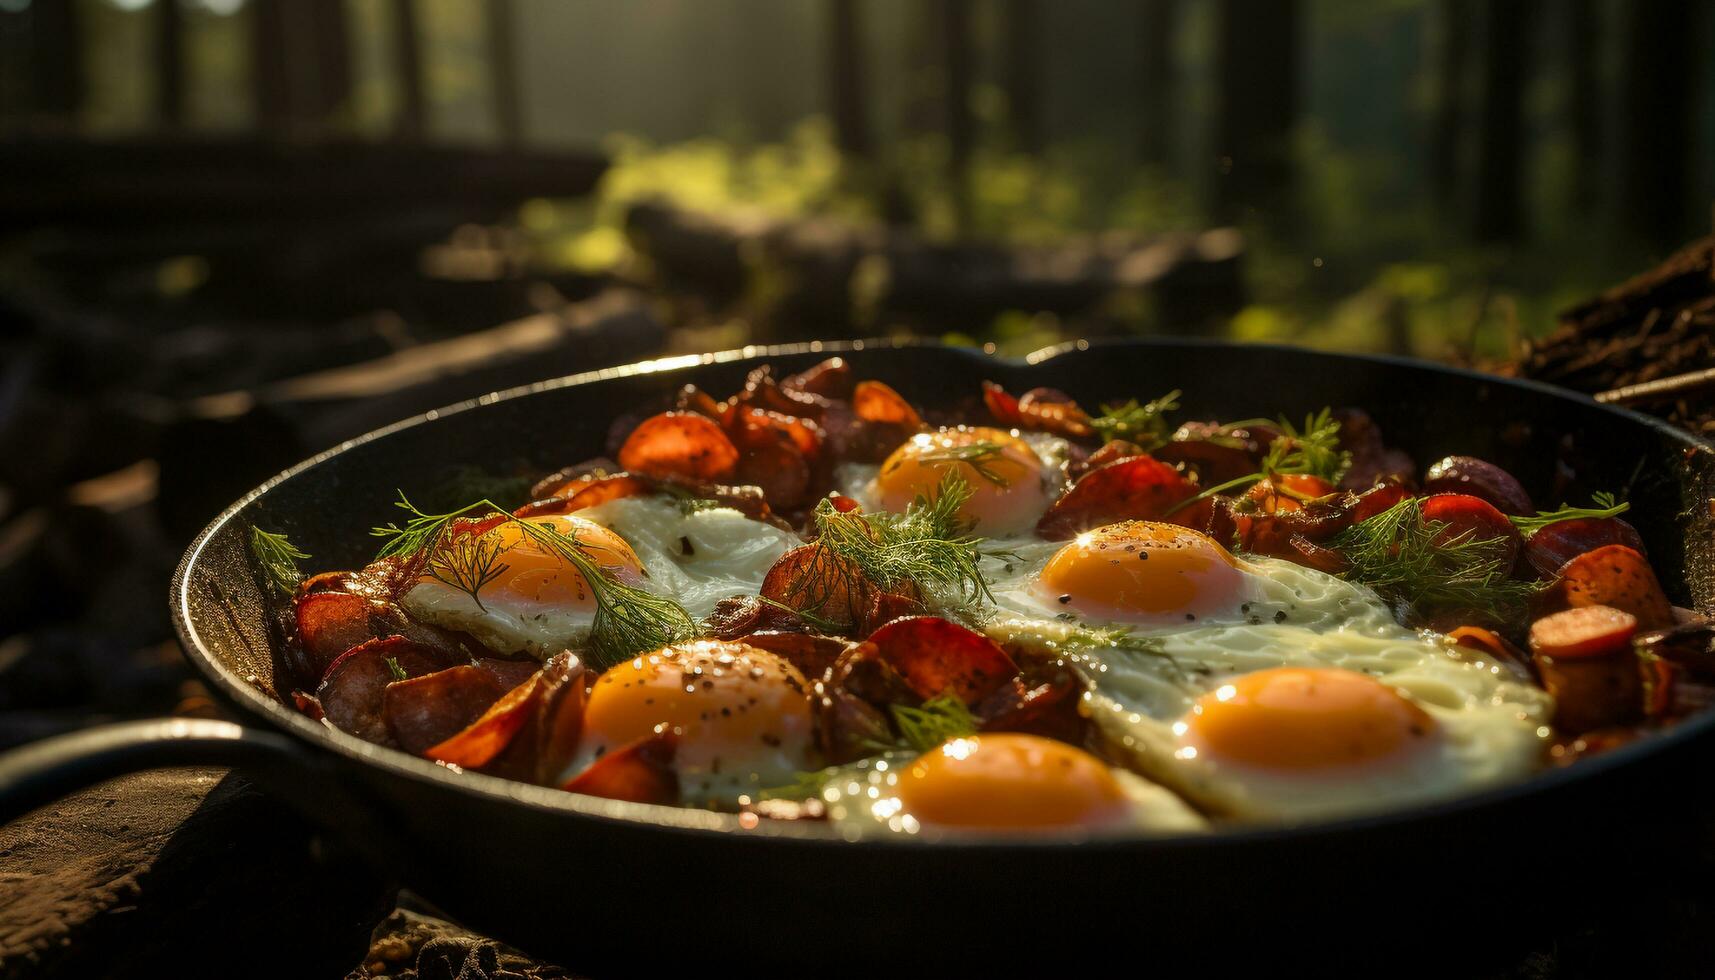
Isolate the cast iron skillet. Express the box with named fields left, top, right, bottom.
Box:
left=4, top=339, right=1715, bottom=974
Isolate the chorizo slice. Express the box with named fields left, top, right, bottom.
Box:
left=741, top=631, right=851, bottom=680
left=866, top=616, right=1018, bottom=705
left=561, top=732, right=679, bottom=805
left=296, top=590, right=388, bottom=682
left=1035, top=455, right=1198, bottom=540
left=382, top=664, right=508, bottom=755
left=1016, top=387, right=1094, bottom=440
left=1529, top=605, right=1642, bottom=733
left=513, top=474, right=654, bottom=519
left=981, top=381, right=1024, bottom=428
left=1423, top=456, right=1533, bottom=516
left=1524, top=517, right=1646, bottom=580
left=852, top=380, right=923, bottom=428
left=1552, top=544, right=1675, bottom=630
left=760, top=544, right=874, bottom=633
left=617, top=411, right=741, bottom=483
left=425, top=670, right=545, bottom=769
left=316, top=636, right=451, bottom=744
left=1152, top=439, right=1258, bottom=486
left=782, top=357, right=854, bottom=399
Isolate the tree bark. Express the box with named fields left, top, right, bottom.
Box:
left=1211, top=0, right=1300, bottom=221
left=30, top=0, right=86, bottom=121
left=487, top=0, right=524, bottom=145
left=1003, top=0, right=1041, bottom=154
left=306, top=0, right=353, bottom=124
left=827, top=0, right=870, bottom=156
left=1138, top=0, right=1176, bottom=166
left=1428, top=0, right=1470, bottom=205
left=251, top=0, right=293, bottom=129
left=940, top=0, right=974, bottom=233
left=1566, top=0, right=1598, bottom=214
left=1472, top=0, right=1532, bottom=242
left=1617, top=0, right=1698, bottom=250
left=391, top=0, right=428, bottom=140
left=154, top=0, right=185, bottom=128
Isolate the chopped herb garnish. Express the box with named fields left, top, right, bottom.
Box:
left=249, top=527, right=310, bottom=596
left=889, top=693, right=979, bottom=752
left=811, top=471, right=1005, bottom=606
left=1088, top=389, right=1182, bottom=448
left=372, top=492, right=697, bottom=670
left=1510, top=491, right=1630, bottom=535
left=1167, top=408, right=1349, bottom=514
left=1326, top=497, right=1537, bottom=624
left=915, top=440, right=1016, bottom=488
left=384, top=657, right=408, bottom=681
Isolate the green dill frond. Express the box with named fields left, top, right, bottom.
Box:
left=1327, top=497, right=1537, bottom=624
left=916, top=440, right=1015, bottom=487
left=1509, top=493, right=1631, bottom=535
left=751, top=595, right=845, bottom=634
left=249, top=527, right=310, bottom=596
left=1088, top=389, right=1182, bottom=447
left=890, top=693, right=980, bottom=752
left=812, top=471, right=1000, bottom=605
left=757, top=767, right=838, bottom=802
left=384, top=656, right=408, bottom=681
left=426, top=533, right=510, bottom=611
left=372, top=491, right=697, bottom=670
left=1166, top=407, right=1348, bottom=515
left=655, top=481, right=726, bottom=515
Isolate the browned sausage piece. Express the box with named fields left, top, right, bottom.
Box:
left=1530, top=605, right=1642, bottom=733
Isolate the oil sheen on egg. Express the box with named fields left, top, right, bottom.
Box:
left=810, top=734, right=1206, bottom=839
left=570, top=640, right=817, bottom=808
left=838, top=427, right=1070, bottom=535
left=978, top=519, right=1552, bottom=822
left=402, top=514, right=646, bottom=659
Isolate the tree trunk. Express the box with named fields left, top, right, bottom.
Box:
left=1003, top=0, right=1041, bottom=154
left=391, top=0, right=428, bottom=140
left=1137, top=0, right=1176, bottom=166
left=1566, top=0, right=1598, bottom=214
left=940, top=0, right=974, bottom=234
left=827, top=0, right=870, bottom=157
left=154, top=0, right=185, bottom=127
left=1472, top=0, right=1532, bottom=242
left=1617, top=0, right=1697, bottom=250
left=1211, top=0, right=1300, bottom=221
left=486, top=0, right=523, bottom=145
left=30, top=0, right=86, bottom=122
left=1428, top=0, right=1470, bottom=205
left=306, top=0, right=353, bottom=124
left=251, top=0, right=293, bottom=129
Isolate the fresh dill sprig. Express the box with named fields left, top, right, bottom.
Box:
left=372, top=491, right=696, bottom=670
left=656, top=481, right=725, bottom=515
left=1509, top=491, right=1630, bottom=535
left=889, top=693, right=980, bottom=752
left=384, top=656, right=408, bottom=681
left=1166, top=408, right=1349, bottom=514
left=753, top=595, right=845, bottom=634
left=1326, top=497, right=1537, bottom=624
left=427, top=532, right=510, bottom=611
left=1088, top=389, right=1182, bottom=447
left=756, top=767, right=838, bottom=802
left=812, top=471, right=1002, bottom=605
left=249, top=527, right=310, bottom=596
left=916, top=440, right=1015, bottom=488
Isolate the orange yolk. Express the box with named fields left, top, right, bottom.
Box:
left=421, top=515, right=643, bottom=611
left=874, top=426, right=1047, bottom=534
left=896, top=733, right=1131, bottom=831
left=1036, top=521, right=1247, bottom=625
left=1182, top=667, right=1437, bottom=771
left=578, top=640, right=816, bottom=801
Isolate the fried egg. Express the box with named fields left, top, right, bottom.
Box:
left=403, top=496, right=797, bottom=659
left=973, top=520, right=1551, bottom=822
left=402, top=514, right=647, bottom=659
left=570, top=639, right=817, bottom=807
left=811, top=734, right=1206, bottom=838
left=840, top=426, right=1070, bottom=535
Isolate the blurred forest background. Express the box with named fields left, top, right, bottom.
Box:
left=4, top=0, right=1713, bottom=361
left=0, top=0, right=1714, bottom=767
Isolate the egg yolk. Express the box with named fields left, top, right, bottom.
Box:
left=896, top=733, right=1131, bottom=831
left=420, top=514, right=644, bottom=611
left=578, top=640, right=816, bottom=803
left=1036, top=521, right=1247, bottom=625
left=873, top=426, right=1047, bottom=534
left=1181, top=667, right=1437, bottom=771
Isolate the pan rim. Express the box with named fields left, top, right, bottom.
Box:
left=170, top=337, right=1715, bottom=850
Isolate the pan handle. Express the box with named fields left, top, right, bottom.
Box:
left=0, top=719, right=384, bottom=837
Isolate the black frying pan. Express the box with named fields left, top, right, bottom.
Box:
left=4, top=339, right=1715, bottom=975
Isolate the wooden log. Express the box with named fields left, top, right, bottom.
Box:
left=0, top=769, right=392, bottom=979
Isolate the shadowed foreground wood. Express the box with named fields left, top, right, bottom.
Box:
left=0, top=769, right=390, bottom=980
